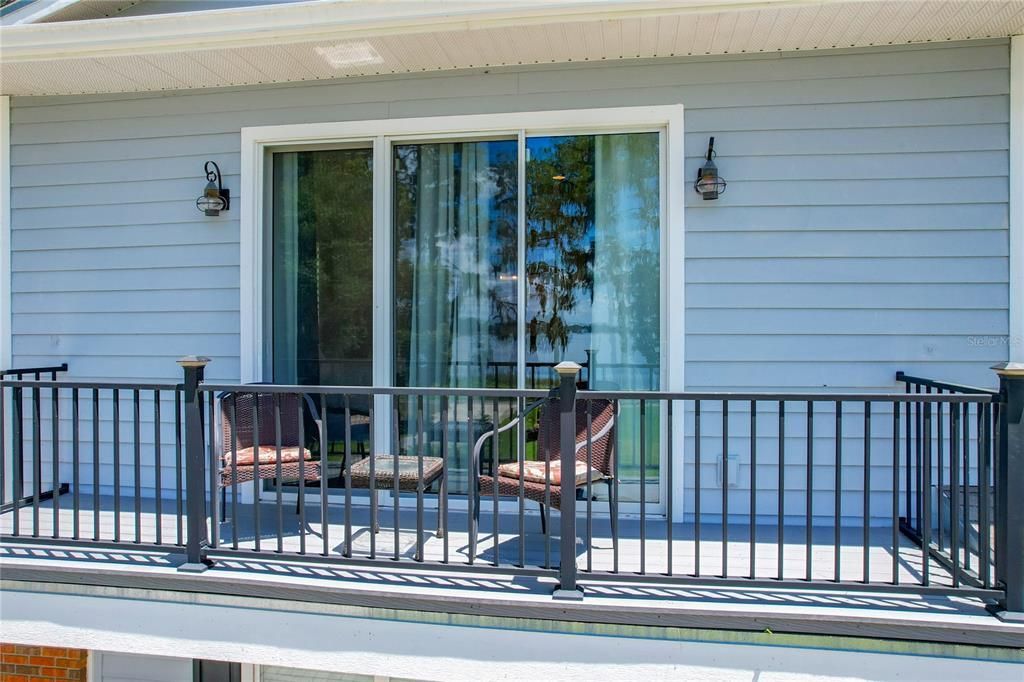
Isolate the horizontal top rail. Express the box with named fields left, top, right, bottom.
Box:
left=0, top=363, right=68, bottom=378
left=895, top=371, right=999, bottom=396
left=200, top=383, right=550, bottom=399
left=0, top=378, right=181, bottom=391
left=196, top=382, right=1000, bottom=404
left=581, top=389, right=999, bottom=402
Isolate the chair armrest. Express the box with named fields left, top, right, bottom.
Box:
left=300, top=393, right=325, bottom=459
left=573, top=400, right=617, bottom=456
left=472, top=396, right=549, bottom=476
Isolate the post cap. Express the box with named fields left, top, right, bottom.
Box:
left=992, top=361, right=1024, bottom=377
left=177, top=356, right=212, bottom=369
left=553, top=361, right=582, bottom=377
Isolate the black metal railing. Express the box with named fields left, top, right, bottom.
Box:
left=895, top=372, right=1000, bottom=592
left=0, top=363, right=71, bottom=516
left=1, top=360, right=1020, bottom=617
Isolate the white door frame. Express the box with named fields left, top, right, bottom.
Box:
left=239, top=105, right=686, bottom=518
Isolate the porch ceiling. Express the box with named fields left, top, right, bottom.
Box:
left=2, top=0, right=1024, bottom=97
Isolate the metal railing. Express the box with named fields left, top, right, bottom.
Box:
left=894, top=372, right=999, bottom=592
left=0, top=359, right=1020, bottom=618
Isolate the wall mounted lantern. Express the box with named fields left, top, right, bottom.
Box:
left=196, top=161, right=230, bottom=216
left=694, top=137, right=727, bottom=200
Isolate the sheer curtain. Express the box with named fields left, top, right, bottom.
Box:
left=592, top=132, right=661, bottom=390
left=272, top=153, right=300, bottom=384
left=405, top=142, right=494, bottom=389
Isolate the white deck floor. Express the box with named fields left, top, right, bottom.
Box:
left=0, top=493, right=968, bottom=587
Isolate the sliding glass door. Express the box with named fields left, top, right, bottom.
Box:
left=268, top=129, right=662, bottom=502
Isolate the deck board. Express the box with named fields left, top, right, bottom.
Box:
left=0, top=493, right=966, bottom=588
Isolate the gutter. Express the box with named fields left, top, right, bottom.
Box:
left=0, top=0, right=838, bottom=62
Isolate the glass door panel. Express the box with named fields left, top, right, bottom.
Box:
left=525, top=132, right=661, bottom=502
left=392, top=139, right=519, bottom=493
left=271, top=147, right=374, bottom=488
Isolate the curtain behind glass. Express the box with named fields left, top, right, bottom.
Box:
left=525, top=132, right=660, bottom=390
left=393, top=140, right=518, bottom=389
left=272, top=148, right=374, bottom=387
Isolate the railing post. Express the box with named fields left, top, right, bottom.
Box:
left=991, top=361, right=1024, bottom=621
left=553, top=361, right=583, bottom=601
left=178, top=356, right=213, bottom=573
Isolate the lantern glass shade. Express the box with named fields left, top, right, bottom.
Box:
left=694, top=159, right=726, bottom=200
left=197, top=181, right=226, bottom=216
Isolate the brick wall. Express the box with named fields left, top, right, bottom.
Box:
left=0, top=645, right=88, bottom=681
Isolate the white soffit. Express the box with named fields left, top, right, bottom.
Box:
left=2, top=0, right=1024, bottom=96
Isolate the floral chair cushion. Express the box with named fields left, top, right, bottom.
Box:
left=223, top=445, right=312, bottom=466
left=497, top=459, right=605, bottom=487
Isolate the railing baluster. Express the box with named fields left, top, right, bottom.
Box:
left=11, top=386, right=22, bottom=536
left=92, top=389, right=100, bottom=541
left=915, top=385, right=923, bottom=533
left=515, top=395, right=524, bottom=569
left=805, top=400, right=813, bottom=582
left=863, top=401, right=871, bottom=584
left=207, top=388, right=217, bottom=550
left=491, top=396, right=499, bottom=567
left=980, top=402, right=991, bottom=589
left=834, top=400, right=842, bottom=583
left=543, top=397, right=551, bottom=571
left=113, top=388, right=122, bottom=542
left=749, top=400, right=756, bottom=580
left=51, top=385, right=60, bottom=539
left=640, top=398, right=647, bottom=575
left=611, top=398, right=620, bottom=574
left=586, top=399, right=593, bottom=574
left=344, top=394, right=353, bottom=558
left=252, top=393, right=261, bottom=553
left=133, top=389, right=141, bottom=543
left=368, top=399, right=376, bottom=560
left=72, top=388, right=80, bottom=540
left=230, top=394, right=239, bottom=550
left=922, top=400, right=932, bottom=586
left=175, top=389, right=183, bottom=546
left=904, top=382, right=911, bottom=530
left=392, top=400, right=400, bottom=562
left=958, top=403, right=966, bottom=573
left=418, top=394, right=427, bottom=563
left=778, top=400, right=785, bottom=581
left=321, top=393, right=330, bottom=558
left=441, top=395, right=449, bottom=564
left=937, top=394, right=945, bottom=554
left=694, top=399, right=701, bottom=577
left=720, top=399, right=727, bottom=578
left=153, top=390, right=161, bottom=546
left=274, top=394, right=284, bottom=554
left=297, top=394, right=305, bottom=555
left=950, top=402, right=960, bottom=588
left=892, top=401, right=900, bottom=585
left=467, top=396, right=475, bottom=565
left=32, top=385, right=40, bottom=537
left=666, top=399, right=674, bottom=577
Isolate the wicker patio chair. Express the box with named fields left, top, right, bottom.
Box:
left=472, top=395, right=617, bottom=553
left=218, top=392, right=322, bottom=517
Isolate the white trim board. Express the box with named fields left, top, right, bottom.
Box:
left=0, top=94, right=10, bottom=372
left=1010, top=36, right=1023, bottom=363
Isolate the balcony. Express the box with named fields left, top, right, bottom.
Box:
left=1, top=360, right=1023, bottom=650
